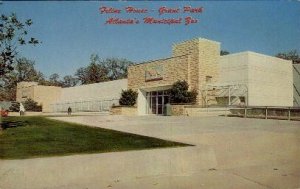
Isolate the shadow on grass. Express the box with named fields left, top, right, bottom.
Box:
left=0, top=120, right=28, bottom=130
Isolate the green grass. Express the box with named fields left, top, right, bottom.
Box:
left=0, top=116, right=190, bottom=159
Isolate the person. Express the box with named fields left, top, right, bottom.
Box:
left=67, top=107, right=72, bottom=115
left=19, top=103, right=25, bottom=116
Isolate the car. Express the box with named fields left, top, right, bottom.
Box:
left=1, top=109, right=9, bottom=117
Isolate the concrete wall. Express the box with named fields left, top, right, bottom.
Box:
left=59, top=79, right=127, bottom=103
left=16, top=79, right=127, bottom=112
left=219, top=52, right=293, bottom=107
left=110, top=106, right=137, bottom=116
left=16, top=82, right=62, bottom=112
left=34, top=86, right=62, bottom=112
left=219, top=53, right=249, bottom=86
left=248, top=52, right=293, bottom=106
left=16, top=82, right=39, bottom=102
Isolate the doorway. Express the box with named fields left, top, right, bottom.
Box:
left=146, top=90, right=170, bottom=115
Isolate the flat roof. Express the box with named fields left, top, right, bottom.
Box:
left=129, top=54, right=190, bottom=67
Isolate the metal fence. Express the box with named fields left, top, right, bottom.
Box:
left=50, top=99, right=119, bottom=112
left=228, top=106, right=300, bottom=121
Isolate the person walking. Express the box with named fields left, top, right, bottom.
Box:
left=19, top=103, right=25, bottom=116
left=67, top=107, right=72, bottom=116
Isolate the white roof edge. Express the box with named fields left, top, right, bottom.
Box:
left=221, top=51, right=292, bottom=63
left=63, top=78, right=128, bottom=89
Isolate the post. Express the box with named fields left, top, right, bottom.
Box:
left=244, top=106, right=247, bottom=118
left=265, top=107, right=268, bottom=119
left=288, top=107, right=291, bottom=121
left=228, top=87, right=231, bottom=106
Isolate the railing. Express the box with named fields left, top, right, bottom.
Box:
left=293, top=64, right=300, bottom=76
left=50, top=99, right=120, bottom=113
left=294, top=84, right=300, bottom=97
left=228, top=106, right=300, bottom=121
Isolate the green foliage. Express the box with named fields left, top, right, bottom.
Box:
left=15, top=58, right=45, bottom=82
left=0, top=13, right=39, bottom=77
left=0, top=57, right=45, bottom=101
left=75, top=54, right=133, bottom=85
left=75, top=54, right=109, bottom=84
left=119, top=89, right=138, bottom=106
left=103, top=57, right=133, bottom=80
left=170, top=80, right=198, bottom=104
left=9, top=102, right=20, bottom=112
left=23, top=98, right=42, bottom=112
left=275, top=50, right=300, bottom=64
left=62, top=75, right=77, bottom=87
left=220, top=50, right=230, bottom=56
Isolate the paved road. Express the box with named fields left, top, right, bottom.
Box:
left=1, top=115, right=299, bottom=189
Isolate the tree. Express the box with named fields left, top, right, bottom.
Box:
left=75, top=54, right=134, bottom=85
left=170, top=80, right=198, bottom=104
left=0, top=13, right=39, bottom=77
left=23, top=98, right=42, bottom=112
left=119, top=89, right=138, bottom=106
left=48, top=73, right=63, bottom=86
left=101, top=58, right=133, bottom=80
left=0, top=57, right=45, bottom=101
left=62, top=75, right=77, bottom=87
left=275, top=50, right=300, bottom=64
left=75, top=54, right=108, bottom=84
left=14, top=57, right=44, bottom=82
left=220, top=50, right=230, bottom=56
left=9, top=101, right=20, bottom=112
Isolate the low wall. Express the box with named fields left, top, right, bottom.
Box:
left=110, top=106, right=137, bottom=116
left=170, top=105, right=230, bottom=117
left=185, top=107, right=230, bottom=117
left=170, top=105, right=188, bottom=116
left=8, top=111, right=43, bottom=117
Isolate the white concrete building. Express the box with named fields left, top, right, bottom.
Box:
left=217, top=51, right=293, bottom=107
left=17, top=79, right=127, bottom=112
left=51, top=79, right=128, bottom=112
left=16, top=38, right=295, bottom=114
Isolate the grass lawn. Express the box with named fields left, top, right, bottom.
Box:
left=0, top=116, right=190, bottom=159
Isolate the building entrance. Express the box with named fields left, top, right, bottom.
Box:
left=146, top=90, right=170, bottom=115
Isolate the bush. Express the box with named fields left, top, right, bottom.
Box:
left=23, top=98, right=42, bottom=112
left=170, top=80, right=198, bottom=104
left=119, top=89, right=138, bottom=106
left=9, top=102, right=20, bottom=112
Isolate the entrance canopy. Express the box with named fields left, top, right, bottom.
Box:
left=140, top=85, right=172, bottom=92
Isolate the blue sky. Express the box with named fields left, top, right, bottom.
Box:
left=1, top=1, right=300, bottom=78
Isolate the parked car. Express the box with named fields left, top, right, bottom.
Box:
left=1, top=109, right=9, bottom=117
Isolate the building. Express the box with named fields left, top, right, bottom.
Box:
left=16, top=38, right=294, bottom=114
left=128, top=38, right=293, bottom=115
left=16, top=79, right=127, bottom=112
left=16, top=82, right=61, bottom=112
left=216, top=51, right=293, bottom=107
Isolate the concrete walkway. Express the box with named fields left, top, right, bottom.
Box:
left=1, top=115, right=300, bottom=189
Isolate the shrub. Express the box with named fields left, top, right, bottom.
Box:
left=119, top=89, right=138, bottom=106
left=9, top=102, right=20, bottom=112
left=170, top=80, right=198, bottom=104
left=23, top=98, right=42, bottom=112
